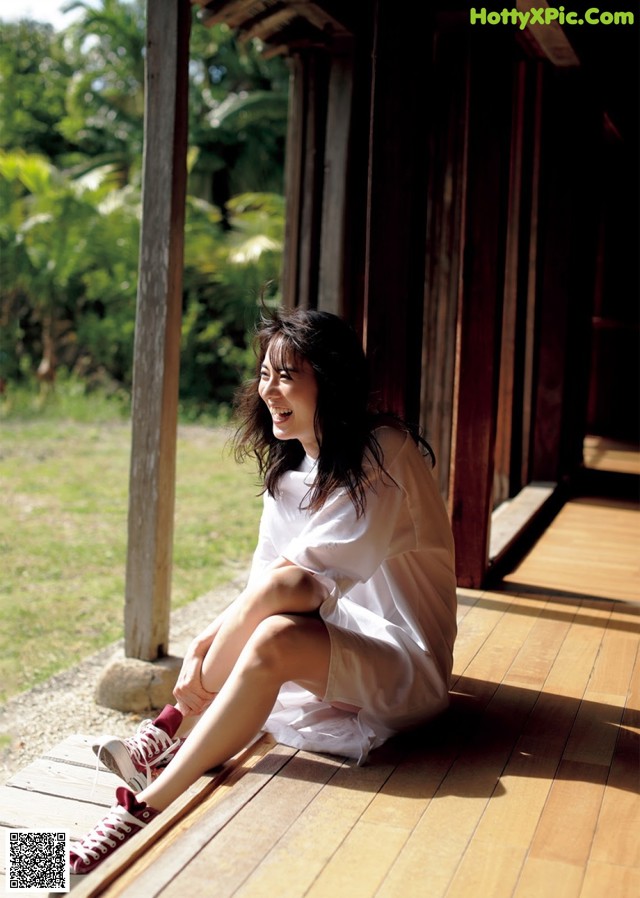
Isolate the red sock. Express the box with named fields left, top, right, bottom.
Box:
left=116, top=786, right=147, bottom=813
left=116, top=786, right=158, bottom=817
left=152, top=704, right=183, bottom=738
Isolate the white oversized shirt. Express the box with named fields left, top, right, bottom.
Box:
left=249, top=426, right=457, bottom=763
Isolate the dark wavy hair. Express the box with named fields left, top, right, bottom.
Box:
left=233, top=308, right=390, bottom=516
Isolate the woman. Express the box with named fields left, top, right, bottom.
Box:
left=70, top=308, right=457, bottom=874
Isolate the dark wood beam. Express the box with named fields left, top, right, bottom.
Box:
left=450, top=29, right=513, bottom=588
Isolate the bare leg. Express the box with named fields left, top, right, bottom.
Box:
left=138, top=614, right=330, bottom=812
left=200, top=567, right=327, bottom=693
left=171, top=566, right=327, bottom=721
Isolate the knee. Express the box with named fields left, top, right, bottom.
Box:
left=259, top=565, right=326, bottom=613
left=241, top=615, right=299, bottom=679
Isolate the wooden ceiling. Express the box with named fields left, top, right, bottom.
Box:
left=191, top=0, right=637, bottom=151
left=191, top=0, right=355, bottom=55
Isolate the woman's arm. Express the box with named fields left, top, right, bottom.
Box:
left=174, top=561, right=329, bottom=715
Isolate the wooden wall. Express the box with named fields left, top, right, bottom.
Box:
left=280, top=0, right=619, bottom=586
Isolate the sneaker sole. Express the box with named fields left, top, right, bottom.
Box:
left=94, top=740, right=149, bottom=792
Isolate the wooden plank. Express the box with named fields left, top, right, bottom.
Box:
left=503, top=498, right=640, bottom=601
left=295, top=51, right=327, bottom=310
left=39, top=733, right=122, bottom=767
left=0, top=735, right=123, bottom=833
left=449, top=601, right=578, bottom=866
left=527, top=760, right=608, bottom=866
left=69, top=735, right=279, bottom=898
left=499, top=597, right=576, bottom=690
left=2, top=735, right=131, bottom=809
left=562, top=690, right=626, bottom=769
left=305, top=819, right=408, bottom=898
left=454, top=588, right=481, bottom=623
left=489, top=482, right=556, bottom=560
left=580, top=862, right=640, bottom=898
left=519, top=63, right=543, bottom=488
left=361, top=662, right=552, bottom=898
left=0, top=788, right=108, bottom=836
left=376, top=627, right=552, bottom=895
left=508, top=600, right=633, bottom=893
left=456, top=627, right=627, bottom=883
left=6, top=757, right=122, bottom=807
left=445, top=842, right=526, bottom=898
left=456, top=590, right=549, bottom=685
left=583, top=437, right=640, bottom=475
left=588, top=642, right=640, bottom=869
left=156, top=750, right=343, bottom=897
left=529, top=71, right=599, bottom=484
left=361, top=732, right=462, bottom=834
left=376, top=584, right=617, bottom=897
left=233, top=758, right=397, bottom=898
left=366, top=600, right=569, bottom=848
left=449, top=593, right=512, bottom=677
left=3, top=733, right=116, bottom=773
left=99, top=741, right=290, bottom=898
left=541, top=600, right=613, bottom=697
left=559, top=601, right=637, bottom=767
left=512, top=857, right=584, bottom=898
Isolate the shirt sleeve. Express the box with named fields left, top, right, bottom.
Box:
left=246, top=496, right=280, bottom=587
left=282, top=434, right=416, bottom=597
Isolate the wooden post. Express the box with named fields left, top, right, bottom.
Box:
left=124, top=0, right=191, bottom=660
left=449, top=30, right=513, bottom=588
left=317, top=47, right=354, bottom=317
left=530, top=70, right=599, bottom=483
left=420, top=19, right=469, bottom=500
left=363, top=0, right=432, bottom=420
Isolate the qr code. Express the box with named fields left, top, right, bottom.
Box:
left=5, top=831, right=69, bottom=893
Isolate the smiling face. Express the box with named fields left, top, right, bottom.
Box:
left=258, top=341, right=320, bottom=458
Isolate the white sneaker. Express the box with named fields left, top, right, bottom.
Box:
left=93, top=719, right=183, bottom=791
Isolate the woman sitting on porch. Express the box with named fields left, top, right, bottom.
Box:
left=70, top=307, right=458, bottom=875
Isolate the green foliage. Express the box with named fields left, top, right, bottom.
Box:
left=180, top=192, right=284, bottom=415
left=58, top=0, right=146, bottom=183
left=0, top=2, right=288, bottom=416
left=0, top=21, right=75, bottom=161
left=0, top=150, right=140, bottom=386
left=188, top=22, right=289, bottom=207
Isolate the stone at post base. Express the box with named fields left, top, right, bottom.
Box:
left=95, top=653, right=183, bottom=713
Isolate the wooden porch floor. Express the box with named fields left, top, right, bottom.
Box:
left=1, top=490, right=638, bottom=897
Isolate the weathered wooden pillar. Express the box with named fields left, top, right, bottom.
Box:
left=124, top=1, right=191, bottom=661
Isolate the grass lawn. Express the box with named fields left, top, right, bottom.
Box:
left=0, top=418, right=263, bottom=703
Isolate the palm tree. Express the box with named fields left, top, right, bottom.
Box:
left=59, top=2, right=289, bottom=207
left=58, top=0, right=146, bottom=185
left=188, top=21, right=289, bottom=219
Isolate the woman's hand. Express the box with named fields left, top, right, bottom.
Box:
left=173, top=638, right=217, bottom=717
